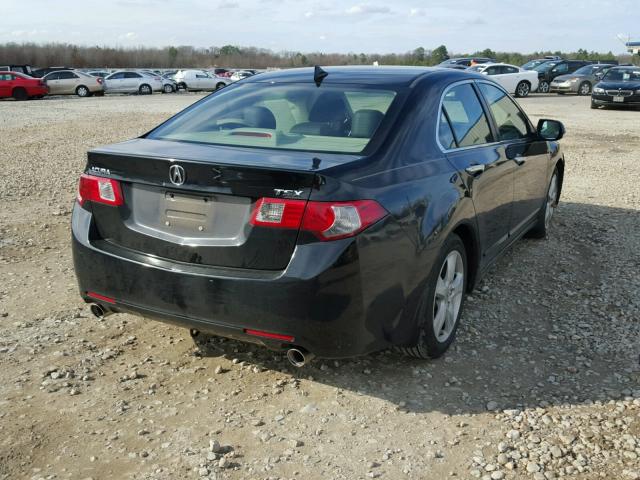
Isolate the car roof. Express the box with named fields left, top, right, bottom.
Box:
left=245, top=65, right=466, bottom=86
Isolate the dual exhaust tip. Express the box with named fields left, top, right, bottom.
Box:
left=286, top=347, right=314, bottom=367
left=91, top=306, right=313, bottom=367
left=89, top=303, right=111, bottom=320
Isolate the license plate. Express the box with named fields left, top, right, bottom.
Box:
left=613, top=96, right=624, bottom=102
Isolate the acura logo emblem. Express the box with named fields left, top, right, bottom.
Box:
left=169, top=164, right=185, bottom=186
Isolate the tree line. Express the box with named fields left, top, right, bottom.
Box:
left=0, top=42, right=635, bottom=69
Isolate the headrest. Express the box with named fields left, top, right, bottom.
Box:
left=350, top=109, right=384, bottom=138
left=244, top=106, right=276, bottom=129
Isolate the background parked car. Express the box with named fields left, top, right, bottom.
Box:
left=0, top=71, right=48, bottom=100
left=32, top=66, right=75, bottom=78
left=521, top=58, right=554, bottom=70
left=438, top=58, right=494, bottom=70
left=0, top=64, right=36, bottom=76
left=104, top=70, right=162, bottom=94
left=468, top=63, right=539, bottom=97
left=174, top=70, right=230, bottom=91
left=141, top=70, right=176, bottom=93
left=550, top=64, right=616, bottom=95
left=229, top=70, right=255, bottom=82
left=88, top=71, right=110, bottom=79
left=43, top=70, right=104, bottom=97
left=534, top=60, right=591, bottom=93
left=591, top=66, right=640, bottom=109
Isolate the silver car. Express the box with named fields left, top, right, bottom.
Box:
left=104, top=70, right=163, bottom=95
left=550, top=64, right=616, bottom=95
left=141, top=70, right=176, bottom=93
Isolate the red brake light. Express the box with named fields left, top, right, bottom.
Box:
left=78, top=174, right=124, bottom=207
left=249, top=198, right=386, bottom=240
left=96, top=77, right=103, bottom=84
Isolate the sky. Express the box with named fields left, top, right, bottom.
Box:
left=1, top=0, right=638, bottom=54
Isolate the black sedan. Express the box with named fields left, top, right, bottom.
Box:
left=72, top=66, right=565, bottom=365
left=591, top=66, right=640, bottom=109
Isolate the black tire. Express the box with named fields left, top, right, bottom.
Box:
left=528, top=167, right=560, bottom=239
left=139, top=84, right=152, bottom=95
left=538, top=80, right=550, bottom=94
left=398, top=234, right=467, bottom=359
left=590, top=100, right=598, bottom=109
left=76, top=85, right=90, bottom=97
left=215, top=82, right=226, bottom=90
left=12, top=88, right=28, bottom=101
left=515, top=81, right=530, bottom=98
left=577, top=81, right=591, bottom=96
left=163, top=84, right=174, bottom=94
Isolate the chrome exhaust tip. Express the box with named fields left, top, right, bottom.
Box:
left=286, top=348, right=314, bottom=367
left=90, top=303, right=107, bottom=319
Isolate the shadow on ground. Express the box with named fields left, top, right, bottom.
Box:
left=193, top=201, right=640, bottom=415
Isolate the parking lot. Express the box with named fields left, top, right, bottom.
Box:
left=0, top=92, right=638, bottom=480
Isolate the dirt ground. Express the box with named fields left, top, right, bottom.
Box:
left=0, top=92, right=638, bottom=480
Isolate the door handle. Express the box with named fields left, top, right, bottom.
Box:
left=465, top=164, right=485, bottom=176
left=514, top=156, right=527, bottom=166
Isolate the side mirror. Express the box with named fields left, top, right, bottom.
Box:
left=537, top=119, right=565, bottom=141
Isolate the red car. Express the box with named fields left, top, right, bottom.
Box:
left=0, top=71, right=48, bottom=100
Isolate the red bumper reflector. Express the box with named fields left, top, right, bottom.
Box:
left=244, top=329, right=295, bottom=342
left=86, top=291, right=116, bottom=304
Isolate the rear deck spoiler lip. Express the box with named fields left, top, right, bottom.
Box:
left=88, top=138, right=366, bottom=173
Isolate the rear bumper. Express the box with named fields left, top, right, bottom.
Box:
left=72, top=203, right=410, bottom=358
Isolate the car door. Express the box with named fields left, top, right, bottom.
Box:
left=439, top=82, right=515, bottom=262
left=476, top=82, right=550, bottom=235
left=58, top=71, right=79, bottom=94
left=43, top=72, right=63, bottom=94
left=549, top=62, right=569, bottom=82
left=106, top=72, right=125, bottom=92
left=124, top=72, right=141, bottom=92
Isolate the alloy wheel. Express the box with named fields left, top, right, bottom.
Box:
left=517, top=82, right=530, bottom=97
left=539, top=81, right=549, bottom=94
left=77, top=86, right=89, bottom=97
left=545, top=173, right=559, bottom=228
left=579, top=82, right=591, bottom=95
left=432, top=251, right=464, bottom=342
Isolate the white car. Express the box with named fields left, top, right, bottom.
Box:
left=104, top=70, right=163, bottom=94
left=174, top=70, right=230, bottom=91
left=468, top=63, right=539, bottom=97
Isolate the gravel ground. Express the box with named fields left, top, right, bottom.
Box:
left=0, top=92, right=638, bottom=480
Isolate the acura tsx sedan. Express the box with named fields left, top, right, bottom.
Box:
left=72, top=66, right=565, bottom=365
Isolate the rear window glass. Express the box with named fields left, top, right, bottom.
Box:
left=148, top=83, right=398, bottom=154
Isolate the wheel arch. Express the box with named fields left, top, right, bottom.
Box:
left=450, top=221, right=480, bottom=292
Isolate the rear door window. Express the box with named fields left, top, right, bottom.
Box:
left=58, top=71, right=78, bottom=80
left=442, top=84, right=493, bottom=148
left=478, top=83, right=530, bottom=141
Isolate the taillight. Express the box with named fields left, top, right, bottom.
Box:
left=302, top=200, right=387, bottom=240
left=77, top=174, right=124, bottom=207
left=96, top=77, right=103, bottom=84
left=249, top=198, right=387, bottom=241
left=250, top=198, right=306, bottom=228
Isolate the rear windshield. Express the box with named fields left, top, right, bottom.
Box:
left=148, top=83, right=398, bottom=154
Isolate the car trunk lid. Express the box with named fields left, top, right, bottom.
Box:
left=84, top=139, right=362, bottom=270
